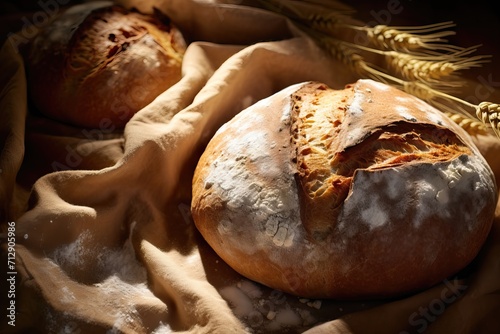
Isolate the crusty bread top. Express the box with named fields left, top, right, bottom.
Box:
left=26, top=3, right=185, bottom=128
left=291, top=81, right=473, bottom=236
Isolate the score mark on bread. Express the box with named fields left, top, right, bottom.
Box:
left=291, top=82, right=473, bottom=237
left=192, top=79, right=497, bottom=299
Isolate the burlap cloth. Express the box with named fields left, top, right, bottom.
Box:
left=1, top=0, right=500, bottom=333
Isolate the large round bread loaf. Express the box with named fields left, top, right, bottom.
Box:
left=191, top=79, right=498, bottom=299
left=25, top=2, right=186, bottom=128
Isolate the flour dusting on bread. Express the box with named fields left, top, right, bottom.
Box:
left=200, top=84, right=304, bottom=256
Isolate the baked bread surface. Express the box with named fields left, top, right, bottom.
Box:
left=26, top=2, right=186, bottom=128
left=191, top=79, right=497, bottom=299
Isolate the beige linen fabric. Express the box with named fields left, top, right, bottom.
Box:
left=1, top=0, right=499, bottom=333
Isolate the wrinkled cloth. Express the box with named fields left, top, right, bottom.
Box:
left=1, top=0, right=500, bottom=333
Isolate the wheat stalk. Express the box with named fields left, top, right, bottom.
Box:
left=306, top=12, right=350, bottom=34
left=385, top=48, right=488, bottom=83
left=251, top=0, right=500, bottom=139
left=400, top=80, right=473, bottom=116
left=354, top=22, right=462, bottom=52
left=258, top=0, right=462, bottom=53
left=445, top=112, right=491, bottom=136
left=343, top=42, right=489, bottom=86
left=328, top=35, right=498, bottom=139
left=476, top=102, right=500, bottom=137
left=312, top=32, right=366, bottom=74
left=256, top=0, right=351, bottom=33
left=391, top=53, right=458, bottom=82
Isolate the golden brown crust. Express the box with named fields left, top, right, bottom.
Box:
left=291, top=82, right=473, bottom=236
left=26, top=3, right=185, bottom=128
left=192, top=80, right=498, bottom=299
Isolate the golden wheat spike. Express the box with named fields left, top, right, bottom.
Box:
left=256, top=0, right=351, bottom=31
left=307, top=12, right=348, bottom=33
left=360, top=22, right=462, bottom=52
left=318, top=35, right=366, bottom=73
left=400, top=81, right=438, bottom=101
left=385, top=49, right=488, bottom=83
left=444, top=112, right=490, bottom=136
left=476, top=102, right=500, bottom=137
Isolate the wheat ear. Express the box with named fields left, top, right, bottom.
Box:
left=476, top=102, right=500, bottom=137
left=444, top=112, right=490, bottom=136
left=352, top=22, right=462, bottom=52
left=343, top=42, right=489, bottom=86
left=256, top=0, right=351, bottom=33
left=316, top=37, right=365, bottom=74
left=384, top=48, right=489, bottom=84
left=252, top=0, right=500, bottom=139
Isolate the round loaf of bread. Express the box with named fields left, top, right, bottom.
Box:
left=25, top=2, right=186, bottom=128
left=191, top=79, right=498, bottom=299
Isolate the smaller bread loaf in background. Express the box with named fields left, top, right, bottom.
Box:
left=191, top=79, right=498, bottom=300
left=25, top=1, right=186, bottom=128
